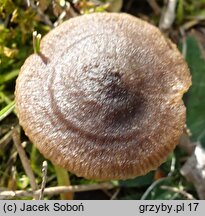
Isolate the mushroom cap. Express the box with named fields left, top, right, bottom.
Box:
left=15, top=13, right=191, bottom=180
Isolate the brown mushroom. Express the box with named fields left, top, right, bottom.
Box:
left=15, top=13, right=191, bottom=180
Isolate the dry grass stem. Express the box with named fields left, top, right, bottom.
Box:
left=39, top=161, right=48, bottom=200
left=161, top=185, right=196, bottom=200
left=0, top=182, right=115, bottom=199
left=0, top=130, right=13, bottom=149
left=26, top=0, right=53, bottom=27
left=147, top=0, right=161, bottom=15
left=12, top=128, right=38, bottom=199
left=159, top=0, right=178, bottom=30
left=110, top=188, right=120, bottom=200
